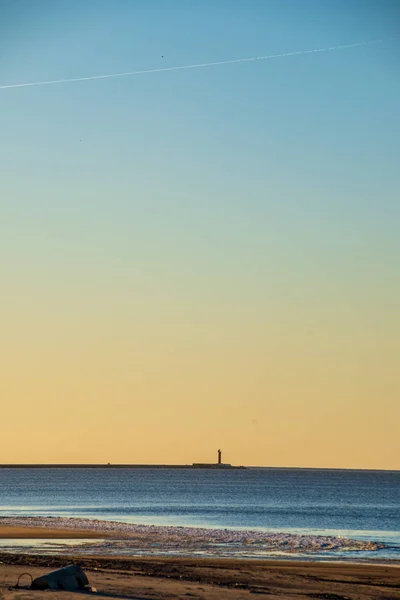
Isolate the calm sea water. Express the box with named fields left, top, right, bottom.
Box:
left=0, top=467, right=399, bottom=560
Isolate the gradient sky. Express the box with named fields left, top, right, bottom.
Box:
left=1, top=0, right=399, bottom=468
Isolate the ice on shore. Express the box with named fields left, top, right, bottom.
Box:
left=1, top=516, right=385, bottom=558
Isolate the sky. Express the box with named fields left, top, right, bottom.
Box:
left=1, top=0, right=399, bottom=469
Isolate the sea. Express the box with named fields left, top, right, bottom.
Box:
left=0, top=467, right=399, bottom=561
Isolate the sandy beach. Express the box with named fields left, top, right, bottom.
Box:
left=1, top=552, right=399, bottom=600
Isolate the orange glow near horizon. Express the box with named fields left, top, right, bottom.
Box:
left=2, top=262, right=399, bottom=469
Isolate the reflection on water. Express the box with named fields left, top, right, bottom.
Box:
left=0, top=536, right=398, bottom=561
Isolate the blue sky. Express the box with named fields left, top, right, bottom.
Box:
left=1, top=0, right=398, bottom=297
left=0, top=1, right=399, bottom=466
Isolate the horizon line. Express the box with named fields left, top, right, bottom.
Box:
left=0, top=463, right=398, bottom=472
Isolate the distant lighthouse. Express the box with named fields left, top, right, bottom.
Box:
left=192, top=449, right=242, bottom=469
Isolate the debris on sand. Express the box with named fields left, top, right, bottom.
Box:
left=31, top=564, right=92, bottom=591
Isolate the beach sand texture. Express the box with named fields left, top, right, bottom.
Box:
left=0, top=553, right=399, bottom=599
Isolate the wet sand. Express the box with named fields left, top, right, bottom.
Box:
left=0, top=526, right=107, bottom=539
left=0, top=553, right=399, bottom=599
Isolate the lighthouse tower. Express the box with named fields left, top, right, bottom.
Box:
left=217, top=449, right=222, bottom=465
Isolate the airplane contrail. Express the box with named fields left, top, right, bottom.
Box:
left=0, top=38, right=386, bottom=91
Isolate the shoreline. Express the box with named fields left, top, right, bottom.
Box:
left=1, top=521, right=399, bottom=597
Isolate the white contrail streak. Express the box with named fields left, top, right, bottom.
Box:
left=0, top=39, right=386, bottom=91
